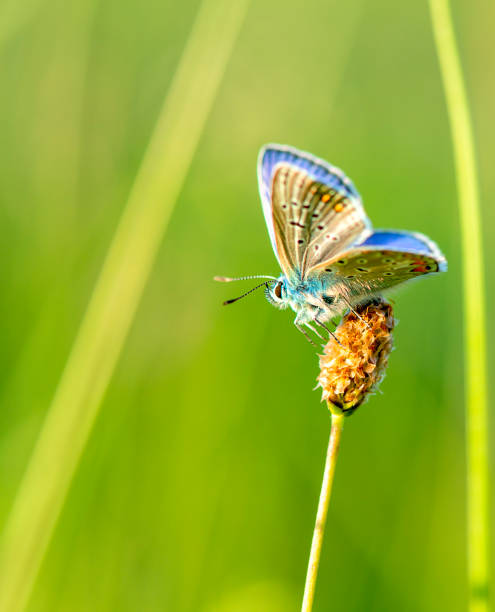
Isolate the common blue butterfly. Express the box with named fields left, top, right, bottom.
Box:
left=216, top=144, right=447, bottom=343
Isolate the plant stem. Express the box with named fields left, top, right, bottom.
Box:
left=428, top=1, right=490, bottom=610
left=302, top=412, right=345, bottom=612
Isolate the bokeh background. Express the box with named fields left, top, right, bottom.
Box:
left=0, top=0, right=494, bottom=610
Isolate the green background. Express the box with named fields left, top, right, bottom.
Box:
left=0, top=0, right=493, bottom=610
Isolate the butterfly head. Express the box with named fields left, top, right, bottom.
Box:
left=264, top=276, right=290, bottom=310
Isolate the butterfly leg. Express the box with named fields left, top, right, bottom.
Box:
left=341, top=296, right=371, bottom=329
left=314, top=318, right=342, bottom=347
left=295, top=324, right=320, bottom=347
left=305, top=322, right=325, bottom=341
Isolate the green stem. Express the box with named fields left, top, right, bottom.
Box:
left=301, top=412, right=345, bottom=612
left=428, top=1, right=490, bottom=609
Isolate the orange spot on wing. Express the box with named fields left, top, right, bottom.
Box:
left=321, top=193, right=331, bottom=203
left=334, top=203, right=344, bottom=212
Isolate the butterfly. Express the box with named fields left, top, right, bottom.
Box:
left=216, top=144, right=447, bottom=344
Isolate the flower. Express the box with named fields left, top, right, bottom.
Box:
left=317, top=299, right=395, bottom=416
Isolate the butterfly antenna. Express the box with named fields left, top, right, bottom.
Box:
left=214, top=275, right=277, bottom=282
left=222, top=281, right=273, bottom=305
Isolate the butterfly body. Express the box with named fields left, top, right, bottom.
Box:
left=265, top=272, right=345, bottom=325
left=218, top=144, right=447, bottom=342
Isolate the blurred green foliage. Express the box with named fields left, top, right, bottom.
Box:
left=0, top=0, right=493, bottom=610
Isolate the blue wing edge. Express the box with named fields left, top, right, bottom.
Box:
left=256, top=144, right=447, bottom=274
left=257, top=143, right=369, bottom=263
left=355, top=229, right=448, bottom=272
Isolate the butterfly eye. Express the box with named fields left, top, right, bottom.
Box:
left=274, top=282, right=283, bottom=299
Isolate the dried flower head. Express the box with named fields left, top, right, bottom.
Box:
left=317, top=298, right=395, bottom=416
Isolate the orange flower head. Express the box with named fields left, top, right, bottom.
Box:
left=317, top=299, right=395, bottom=416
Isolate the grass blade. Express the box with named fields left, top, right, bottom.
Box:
left=0, top=1, right=249, bottom=610
left=428, top=1, right=490, bottom=609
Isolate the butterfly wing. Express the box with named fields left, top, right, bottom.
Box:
left=310, top=230, right=447, bottom=300
left=258, top=144, right=372, bottom=279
